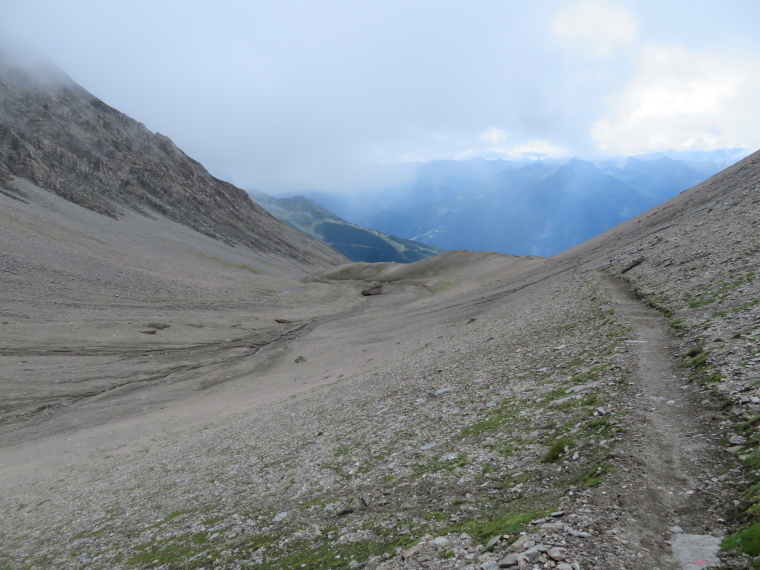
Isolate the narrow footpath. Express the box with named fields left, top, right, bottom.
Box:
left=593, top=273, right=729, bottom=569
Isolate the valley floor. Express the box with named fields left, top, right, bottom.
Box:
left=1, top=155, right=759, bottom=569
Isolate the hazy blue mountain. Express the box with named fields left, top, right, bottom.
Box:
left=346, top=152, right=745, bottom=256
left=301, top=158, right=517, bottom=225
left=249, top=191, right=443, bottom=263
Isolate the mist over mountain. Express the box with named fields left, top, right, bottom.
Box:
left=297, top=151, right=746, bottom=257
left=0, top=51, right=344, bottom=270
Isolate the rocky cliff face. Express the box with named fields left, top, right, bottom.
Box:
left=0, top=53, right=345, bottom=268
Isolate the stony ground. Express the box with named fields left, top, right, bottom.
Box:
left=0, top=151, right=759, bottom=570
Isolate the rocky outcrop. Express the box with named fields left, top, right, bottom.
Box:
left=0, top=53, right=345, bottom=268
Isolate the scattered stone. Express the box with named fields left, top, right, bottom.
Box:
left=294, top=355, right=306, bottom=363
left=498, top=552, right=520, bottom=567
left=361, top=284, right=384, bottom=296
left=548, top=547, right=568, bottom=561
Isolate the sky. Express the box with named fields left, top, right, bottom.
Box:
left=2, top=0, right=760, bottom=194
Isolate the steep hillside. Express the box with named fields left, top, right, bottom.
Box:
left=0, top=53, right=345, bottom=269
left=251, top=191, right=443, bottom=263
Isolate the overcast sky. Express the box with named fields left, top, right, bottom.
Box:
left=2, top=0, right=760, bottom=193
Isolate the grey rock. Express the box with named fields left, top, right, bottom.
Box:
left=541, top=521, right=565, bottom=531
left=509, top=535, right=530, bottom=552
left=434, top=388, right=453, bottom=396
left=566, top=527, right=591, bottom=538
left=548, top=547, right=568, bottom=561
left=729, top=434, right=747, bottom=445
left=670, top=533, right=721, bottom=570
left=361, top=284, right=384, bottom=296
left=272, top=511, right=288, bottom=523
left=497, top=552, right=520, bottom=567
left=522, top=545, right=543, bottom=561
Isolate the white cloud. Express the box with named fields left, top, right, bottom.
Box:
left=480, top=127, right=508, bottom=144
left=550, top=0, right=638, bottom=57
left=591, top=44, right=760, bottom=153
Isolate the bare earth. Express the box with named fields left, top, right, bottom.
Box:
left=1, top=151, right=759, bottom=570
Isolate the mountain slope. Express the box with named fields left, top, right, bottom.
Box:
left=0, top=53, right=345, bottom=269
left=250, top=191, right=443, bottom=263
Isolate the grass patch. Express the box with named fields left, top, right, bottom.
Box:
left=683, top=346, right=709, bottom=369
left=452, top=510, right=543, bottom=544
left=258, top=533, right=417, bottom=569
left=411, top=454, right=469, bottom=479
left=722, top=523, right=760, bottom=557
left=539, top=437, right=573, bottom=463
left=165, top=508, right=198, bottom=521
left=688, top=297, right=717, bottom=309
left=426, top=281, right=453, bottom=293
left=458, top=398, right=523, bottom=438
left=573, top=462, right=612, bottom=487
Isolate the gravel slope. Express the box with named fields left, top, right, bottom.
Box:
left=0, top=150, right=758, bottom=569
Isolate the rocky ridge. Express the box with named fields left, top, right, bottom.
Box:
left=0, top=53, right=344, bottom=268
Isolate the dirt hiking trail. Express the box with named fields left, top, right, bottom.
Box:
left=595, top=274, right=728, bottom=569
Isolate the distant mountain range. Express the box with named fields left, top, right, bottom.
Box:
left=250, top=191, right=443, bottom=263
left=295, top=150, right=748, bottom=257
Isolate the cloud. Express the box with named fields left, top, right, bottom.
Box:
left=550, top=0, right=638, bottom=57
left=591, top=44, right=760, bottom=153
left=2, top=1, right=759, bottom=193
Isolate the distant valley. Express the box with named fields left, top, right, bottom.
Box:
left=294, top=150, right=747, bottom=257
left=249, top=191, right=443, bottom=263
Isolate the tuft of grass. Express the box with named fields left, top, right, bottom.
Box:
left=540, top=437, right=573, bottom=463
left=573, top=462, right=612, bottom=487
left=453, top=511, right=543, bottom=544
left=722, top=523, right=760, bottom=558
left=683, top=347, right=709, bottom=369
left=165, top=508, right=198, bottom=521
